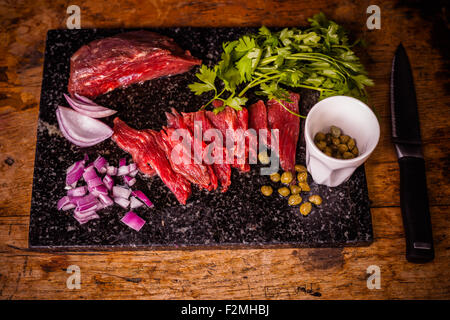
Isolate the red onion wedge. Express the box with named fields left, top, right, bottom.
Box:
left=114, top=197, right=130, bottom=209
left=130, top=196, right=143, bottom=209
left=66, top=160, right=85, bottom=186
left=121, top=211, right=145, bottom=231
left=131, top=190, right=154, bottom=208
left=56, top=106, right=113, bottom=147
left=64, top=93, right=117, bottom=118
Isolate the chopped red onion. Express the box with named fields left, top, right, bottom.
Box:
left=128, top=163, right=137, bottom=172
left=123, top=175, right=136, bottom=187
left=113, top=186, right=131, bottom=199
left=62, top=203, right=76, bottom=211
left=94, top=156, right=107, bottom=172
left=129, top=169, right=138, bottom=177
left=117, top=165, right=129, bottom=176
left=99, top=194, right=113, bottom=207
left=67, top=186, right=87, bottom=197
left=74, top=211, right=100, bottom=224
left=83, top=166, right=98, bottom=182
left=57, top=196, right=72, bottom=210
left=76, top=194, right=99, bottom=211
left=84, top=153, right=89, bottom=162
left=106, top=166, right=117, bottom=176
left=121, top=211, right=145, bottom=231
left=130, top=196, right=143, bottom=209
left=66, top=160, right=85, bottom=186
left=90, top=184, right=108, bottom=196
left=114, top=197, right=130, bottom=209
left=131, top=190, right=154, bottom=208
left=119, top=158, right=126, bottom=167
left=87, top=176, right=103, bottom=188
left=103, top=174, right=114, bottom=190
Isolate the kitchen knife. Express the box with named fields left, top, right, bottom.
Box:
left=390, top=43, right=434, bottom=263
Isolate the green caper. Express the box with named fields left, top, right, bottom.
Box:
left=298, top=182, right=310, bottom=192
left=343, top=152, right=354, bottom=159
left=325, top=133, right=332, bottom=144
left=288, top=194, right=302, bottom=206
left=331, top=137, right=340, bottom=146
left=278, top=187, right=290, bottom=197
left=330, top=125, right=342, bottom=138
left=294, top=164, right=307, bottom=173
left=324, top=146, right=333, bottom=154
left=270, top=172, right=281, bottom=182
left=337, top=144, right=348, bottom=154
left=314, top=132, right=326, bottom=142
left=315, top=140, right=327, bottom=151
left=290, top=185, right=301, bottom=195
left=347, top=138, right=356, bottom=150
left=261, top=185, right=273, bottom=196
left=336, top=153, right=343, bottom=159
left=258, top=151, right=270, bottom=164
left=300, top=202, right=312, bottom=216
left=324, top=150, right=332, bottom=157
left=281, top=171, right=293, bottom=184
left=351, top=146, right=359, bottom=156
left=309, top=195, right=322, bottom=205
left=340, top=135, right=350, bottom=144
left=297, top=172, right=307, bottom=183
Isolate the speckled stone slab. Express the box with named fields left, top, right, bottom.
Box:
left=29, top=28, right=373, bottom=251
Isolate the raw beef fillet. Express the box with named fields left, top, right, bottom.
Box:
left=248, top=100, right=269, bottom=147
left=68, top=31, right=202, bottom=98
left=112, top=118, right=192, bottom=205
left=267, top=92, right=300, bottom=172
left=182, top=110, right=232, bottom=192
left=165, top=109, right=218, bottom=191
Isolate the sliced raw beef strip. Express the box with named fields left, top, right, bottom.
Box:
left=165, top=109, right=218, bottom=191
left=206, top=106, right=250, bottom=172
left=159, top=127, right=212, bottom=190
left=183, top=110, right=232, bottom=192
left=68, top=31, right=201, bottom=98
left=267, top=92, right=300, bottom=172
left=249, top=100, right=269, bottom=147
left=112, top=118, right=191, bottom=205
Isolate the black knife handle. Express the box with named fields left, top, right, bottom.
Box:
left=398, top=157, right=434, bottom=263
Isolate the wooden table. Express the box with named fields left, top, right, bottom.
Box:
left=0, top=0, right=449, bottom=300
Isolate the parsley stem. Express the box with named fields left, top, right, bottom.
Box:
left=238, top=74, right=281, bottom=97
left=276, top=99, right=306, bottom=119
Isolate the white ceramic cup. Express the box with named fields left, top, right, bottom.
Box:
left=305, top=96, right=380, bottom=187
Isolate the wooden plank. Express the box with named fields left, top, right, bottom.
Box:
left=0, top=206, right=448, bottom=299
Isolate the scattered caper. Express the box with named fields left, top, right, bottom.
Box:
left=351, top=146, right=359, bottom=156
left=294, top=164, right=307, bottom=173
left=261, top=185, right=273, bottom=196
left=281, top=171, right=293, bottom=184
left=347, top=138, right=356, bottom=150
left=278, top=187, right=290, bottom=197
left=258, top=151, right=270, bottom=164
left=340, top=135, right=350, bottom=144
left=343, top=151, right=354, bottom=159
left=314, top=132, right=326, bottom=142
left=270, top=172, right=281, bottom=182
left=298, top=182, right=310, bottom=192
left=309, top=195, right=322, bottom=205
left=337, top=144, right=348, bottom=153
left=288, top=194, right=302, bottom=206
left=300, top=202, right=312, bottom=216
left=290, top=185, right=301, bottom=195
left=315, top=140, right=327, bottom=151
left=330, top=125, right=342, bottom=138
left=297, top=172, right=307, bottom=183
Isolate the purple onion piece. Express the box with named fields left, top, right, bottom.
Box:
left=131, top=190, right=154, bottom=208
left=121, top=211, right=145, bottom=231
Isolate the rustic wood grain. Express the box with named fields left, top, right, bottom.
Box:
left=0, top=0, right=449, bottom=299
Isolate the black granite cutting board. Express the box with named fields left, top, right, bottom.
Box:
left=28, top=28, right=373, bottom=251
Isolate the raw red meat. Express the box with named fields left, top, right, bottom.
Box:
left=267, top=92, right=300, bottom=172
left=182, top=110, right=232, bottom=192
left=165, top=109, right=218, bottom=191
left=68, top=31, right=201, bottom=98
left=112, top=118, right=191, bottom=205
left=206, top=106, right=250, bottom=172
left=248, top=100, right=269, bottom=147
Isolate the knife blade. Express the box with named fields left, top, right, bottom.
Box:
left=390, top=43, right=434, bottom=263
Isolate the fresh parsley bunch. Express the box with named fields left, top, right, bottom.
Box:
left=189, top=13, right=374, bottom=116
